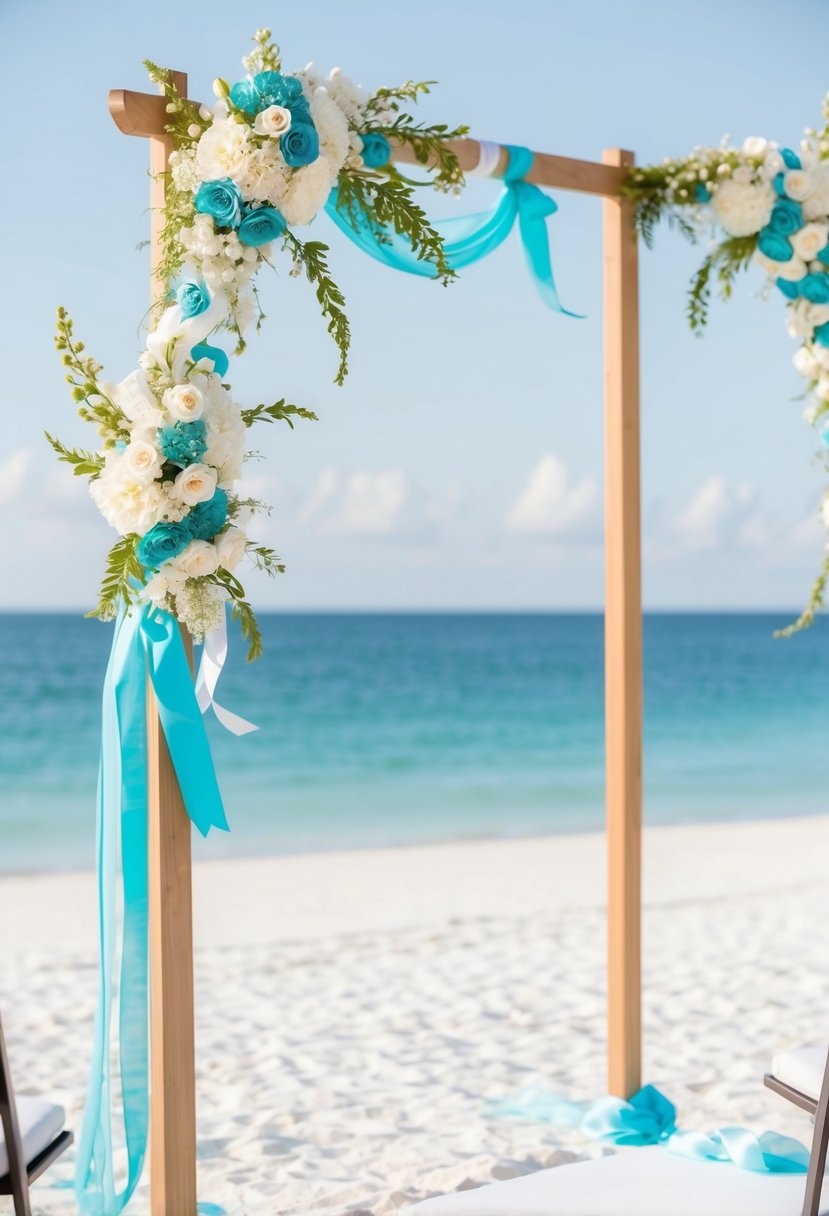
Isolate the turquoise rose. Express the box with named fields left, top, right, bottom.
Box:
left=254, top=71, right=304, bottom=107
left=694, top=182, right=712, bottom=204
left=137, top=521, right=193, bottom=569
left=757, top=228, right=793, bottom=262
left=768, top=199, right=803, bottom=237
left=281, top=122, right=319, bottom=167
left=781, top=147, right=802, bottom=170
left=776, top=278, right=800, bottom=300
left=194, top=178, right=242, bottom=229
left=772, top=172, right=787, bottom=198
left=238, top=206, right=287, bottom=247
left=158, top=420, right=208, bottom=467
left=177, top=281, right=211, bottom=319
left=819, top=245, right=829, bottom=264
left=188, top=489, right=228, bottom=540
left=229, top=79, right=260, bottom=115
left=800, top=273, right=829, bottom=305
left=361, top=132, right=392, bottom=169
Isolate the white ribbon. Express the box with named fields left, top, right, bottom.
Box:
left=467, top=139, right=503, bottom=178
left=195, top=612, right=258, bottom=736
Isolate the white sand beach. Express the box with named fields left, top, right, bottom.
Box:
left=2, top=815, right=828, bottom=1215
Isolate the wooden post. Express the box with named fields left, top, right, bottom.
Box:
left=602, top=148, right=642, bottom=1099
left=146, top=70, right=198, bottom=1216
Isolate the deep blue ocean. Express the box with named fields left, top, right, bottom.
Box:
left=1, top=612, right=827, bottom=873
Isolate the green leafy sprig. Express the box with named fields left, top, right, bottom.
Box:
left=54, top=309, right=128, bottom=446
left=283, top=233, right=351, bottom=384
left=44, top=433, right=104, bottom=477
left=687, top=235, right=757, bottom=331
left=335, top=172, right=454, bottom=283
left=241, top=400, right=319, bottom=428
left=92, top=536, right=143, bottom=621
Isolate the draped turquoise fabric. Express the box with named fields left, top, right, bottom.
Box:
left=488, top=1083, right=810, bottom=1175
left=324, top=145, right=581, bottom=316
left=74, top=604, right=228, bottom=1215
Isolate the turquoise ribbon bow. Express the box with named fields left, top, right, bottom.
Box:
left=74, top=604, right=228, bottom=1215
left=324, top=145, right=581, bottom=316
left=488, top=1083, right=810, bottom=1175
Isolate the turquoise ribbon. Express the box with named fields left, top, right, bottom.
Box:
left=324, top=145, right=581, bottom=315
left=74, top=603, right=228, bottom=1215
left=488, top=1084, right=810, bottom=1175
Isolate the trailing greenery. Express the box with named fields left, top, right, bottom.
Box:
left=687, top=236, right=757, bottom=331
left=245, top=543, right=286, bottom=576
left=282, top=233, right=351, bottom=384
left=53, top=309, right=128, bottom=446
left=240, top=400, right=319, bottom=428
left=211, top=566, right=264, bottom=660
left=335, top=171, right=454, bottom=283
left=776, top=554, right=829, bottom=638
left=90, top=535, right=143, bottom=621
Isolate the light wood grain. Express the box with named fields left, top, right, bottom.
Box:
left=602, top=148, right=643, bottom=1099
left=107, top=87, right=627, bottom=197
left=145, top=68, right=198, bottom=1216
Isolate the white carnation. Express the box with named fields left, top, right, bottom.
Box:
left=196, top=119, right=250, bottom=182
left=216, top=526, right=248, bottom=572
left=310, top=88, right=351, bottom=177
left=710, top=178, right=774, bottom=237
left=279, top=156, right=336, bottom=226
left=90, top=455, right=167, bottom=535
left=171, top=463, right=218, bottom=506
left=163, top=383, right=204, bottom=422
left=803, top=165, right=829, bottom=221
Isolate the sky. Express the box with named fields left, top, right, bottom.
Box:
left=2, top=0, right=828, bottom=611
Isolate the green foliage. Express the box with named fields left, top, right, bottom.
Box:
left=775, top=554, right=829, bottom=638
left=687, top=236, right=757, bottom=331
left=240, top=400, right=319, bottom=429
left=54, top=308, right=128, bottom=445
left=144, top=59, right=207, bottom=146
left=211, top=566, right=263, bottom=660
left=379, top=115, right=469, bottom=192
left=44, top=432, right=104, bottom=477
left=246, top=543, right=286, bottom=577
left=89, top=536, right=143, bottom=621
left=283, top=233, right=351, bottom=384
left=335, top=171, right=454, bottom=284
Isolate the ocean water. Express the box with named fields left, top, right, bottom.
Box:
left=1, top=612, right=827, bottom=874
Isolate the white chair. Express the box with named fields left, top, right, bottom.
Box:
left=0, top=1014, right=72, bottom=1216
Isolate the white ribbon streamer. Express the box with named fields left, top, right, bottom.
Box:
left=467, top=139, right=502, bottom=178
left=195, top=613, right=258, bottom=736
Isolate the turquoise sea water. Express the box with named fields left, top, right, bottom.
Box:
left=1, top=612, right=827, bottom=874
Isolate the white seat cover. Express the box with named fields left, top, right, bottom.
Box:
left=772, top=1044, right=827, bottom=1102
left=406, top=1147, right=818, bottom=1216
left=0, top=1096, right=65, bottom=1177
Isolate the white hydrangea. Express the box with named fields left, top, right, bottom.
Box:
left=710, top=178, right=775, bottom=237
left=279, top=156, right=336, bottom=226
left=196, top=118, right=251, bottom=182
left=310, top=88, right=351, bottom=177
left=237, top=146, right=288, bottom=204
left=170, top=146, right=201, bottom=193
left=324, top=67, right=366, bottom=124
left=203, top=380, right=247, bottom=484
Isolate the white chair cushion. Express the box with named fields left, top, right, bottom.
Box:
left=0, top=1096, right=65, bottom=1177
left=405, top=1147, right=819, bottom=1216
left=772, top=1044, right=827, bottom=1102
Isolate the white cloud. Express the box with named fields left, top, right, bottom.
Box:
left=0, top=449, right=31, bottom=505
left=672, top=476, right=762, bottom=551
left=298, top=467, right=429, bottom=539
left=506, top=453, right=600, bottom=538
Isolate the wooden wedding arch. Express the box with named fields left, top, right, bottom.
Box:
left=109, top=72, right=642, bottom=1215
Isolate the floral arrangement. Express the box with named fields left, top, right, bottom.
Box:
left=50, top=29, right=466, bottom=657
left=623, top=93, right=829, bottom=632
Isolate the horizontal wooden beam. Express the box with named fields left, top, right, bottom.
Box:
left=108, top=87, right=626, bottom=197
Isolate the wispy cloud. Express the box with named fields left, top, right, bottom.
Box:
left=506, top=453, right=600, bottom=539
left=0, top=449, right=31, bottom=506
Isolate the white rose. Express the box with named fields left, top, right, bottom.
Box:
left=817, top=375, right=829, bottom=399
left=710, top=178, right=774, bottom=237
left=170, top=539, right=220, bottom=578
left=215, top=526, right=248, bottom=572
left=90, top=455, right=167, bottom=534
left=279, top=156, right=337, bottom=226
left=742, top=136, right=768, bottom=159
left=814, top=344, right=829, bottom=370
left=163, top=383, right=204, bottom=422
left=124, top=437, right=163, bottom=482
left=786, top=298, right=829, bottom=339
left=753, top=249, right=807, bottom=282
left=803, top=164, right=829, bottom=220
left=783, top=169, right=813, bottom=201
left=253, top=105, right=292, bottom=136
left=792, top=222, right=829, bottom=261
left=793, top=345, right=820, bottom=379
left=172, top=463, right=218, bottom=506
